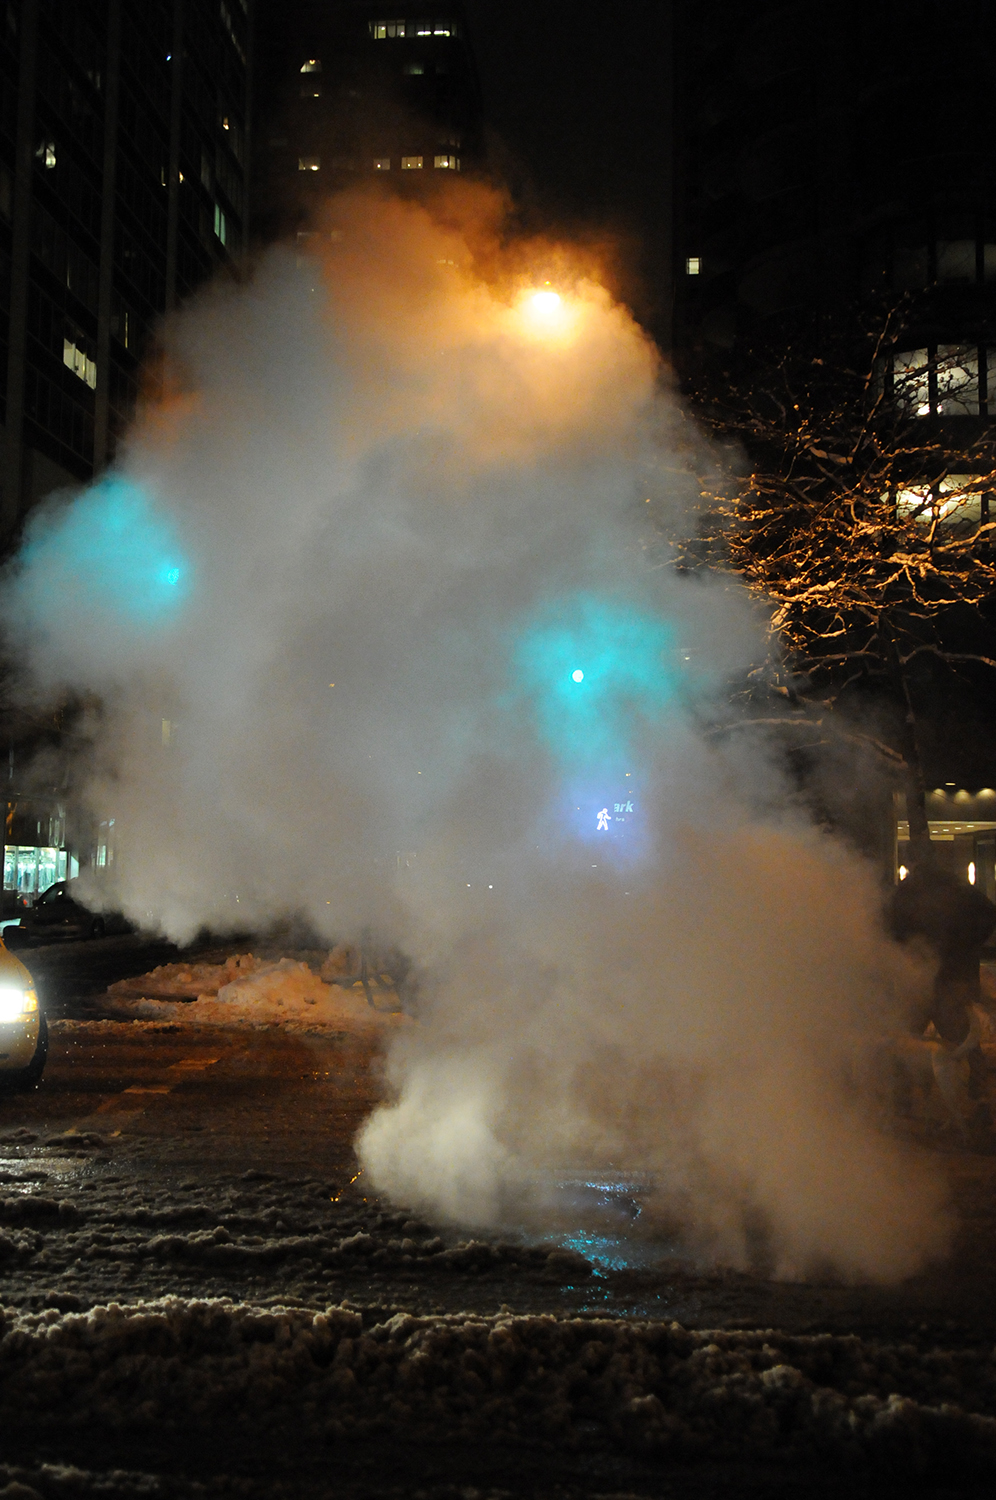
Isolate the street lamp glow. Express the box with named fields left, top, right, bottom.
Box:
left=518, top=287, right=572, bottom=337
left=530, top=290, right=561, bottom=316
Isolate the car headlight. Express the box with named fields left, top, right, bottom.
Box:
left=0, top=985, right=38, bottom=1022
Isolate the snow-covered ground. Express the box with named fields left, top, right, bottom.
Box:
left=2, top=1293, right=996, bottom=1491
left=0, top=1134, right=994, bottom=1494
left=102, top=950, right=409, bottom=1033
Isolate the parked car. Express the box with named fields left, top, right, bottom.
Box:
left=8, top=881, right=129, bottom=944
left=0, top=941, right=46, bottom=1090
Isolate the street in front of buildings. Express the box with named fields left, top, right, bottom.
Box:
left=0, top=936, right=995, bottom=1495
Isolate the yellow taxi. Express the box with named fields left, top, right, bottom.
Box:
left=0, top=940, right=46, bottom=1090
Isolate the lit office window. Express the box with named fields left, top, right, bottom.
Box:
left=371, top=18, right=458, bottom=38
left=895, top=475, right=986, bottom=531
left=63, top=335, right=96, bottom=390
left=893, top=345, right=983, bottom=417
left=685, top=256, right=701, bottom=275
left=36, top=141, right=56, bottom=169
left=110, top=294, right=135, bottom=350
left=300, top=58, right=321, bottom=71
left=937, top=346, right=980, bottom=416
left=893, top=348, right=931, bottom=415
left=433, top=154, right=459, bottom=170
left=373, top=157, right=391, bottom=170
left=298, top=156, right=321, bottom=172
left=214, top=203, right=228, bottom=245
left=401, top=155, right=424, bottom=169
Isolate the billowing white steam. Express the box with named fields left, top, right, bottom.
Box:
left=2, top=188, right=948, bottom=1279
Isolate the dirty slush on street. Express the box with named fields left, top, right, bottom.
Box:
left=0, top=935, right=991, bottom=1500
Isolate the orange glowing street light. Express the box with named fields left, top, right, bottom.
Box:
left=517, top=286, right=574, bottom=340
left=529, top=290, right=562, bottom=317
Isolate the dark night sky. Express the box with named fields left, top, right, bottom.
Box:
left=456, top=0, right=673, bottom=334
left=254, top=0, right=674, bottom=338
left=460, top=2, right=672, bottom=256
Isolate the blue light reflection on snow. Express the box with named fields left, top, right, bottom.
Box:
left=18, top=475, right=190, bottom=627
left=536, top=1175, right=688, bottom=1274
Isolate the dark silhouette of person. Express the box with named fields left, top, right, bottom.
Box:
left=889, top=861, right=996, bottom=1045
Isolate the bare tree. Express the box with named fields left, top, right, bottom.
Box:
left=681, top=304, right=996, bottom=854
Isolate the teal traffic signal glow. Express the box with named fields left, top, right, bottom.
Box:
left=18, top=475, right=190, bottom=628
left=513, top=593, right=679, bottom=775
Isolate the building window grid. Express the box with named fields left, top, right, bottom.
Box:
left=23, top=365, right=94, bottom=466
left=34, top=51, right=103, bottom=167
left=37, top=149, right=103, bottom=242
left=370, top=19, right=460, bottom=39
left=3, top=0, right=249, bottom=492
left=117, top=84, right=171, bottom=191
left=119, top=25, right=171, bottom=129
left=889, top=344, right=994, bottom=418
left=31, top=204, right=100, bottom=315
left=888, top=232, right=996, bottom=292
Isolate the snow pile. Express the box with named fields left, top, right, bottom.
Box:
left=107, top=953, right=261, bottom=1001
left=0, top=1463, right=166, bottom=1498
left=103, top=954, right=407, bottom=1033
left=1, top=1299, right=995, bottom=1480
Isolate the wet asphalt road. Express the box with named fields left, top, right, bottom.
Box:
left=0, top=934, right=995, bottom=1335
left=3, top=932, right=380, bottom=1183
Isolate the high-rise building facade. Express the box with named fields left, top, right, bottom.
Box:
left=674, top=2, right=996, bottom=370
left=672, top=0, right=996, bottom=879
left=0, top=0, right=253, bottom=537
left=254, top=1, right=481, bottom=240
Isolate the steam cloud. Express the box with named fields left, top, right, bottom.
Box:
left=3, top=187, right=949, bottom=1279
